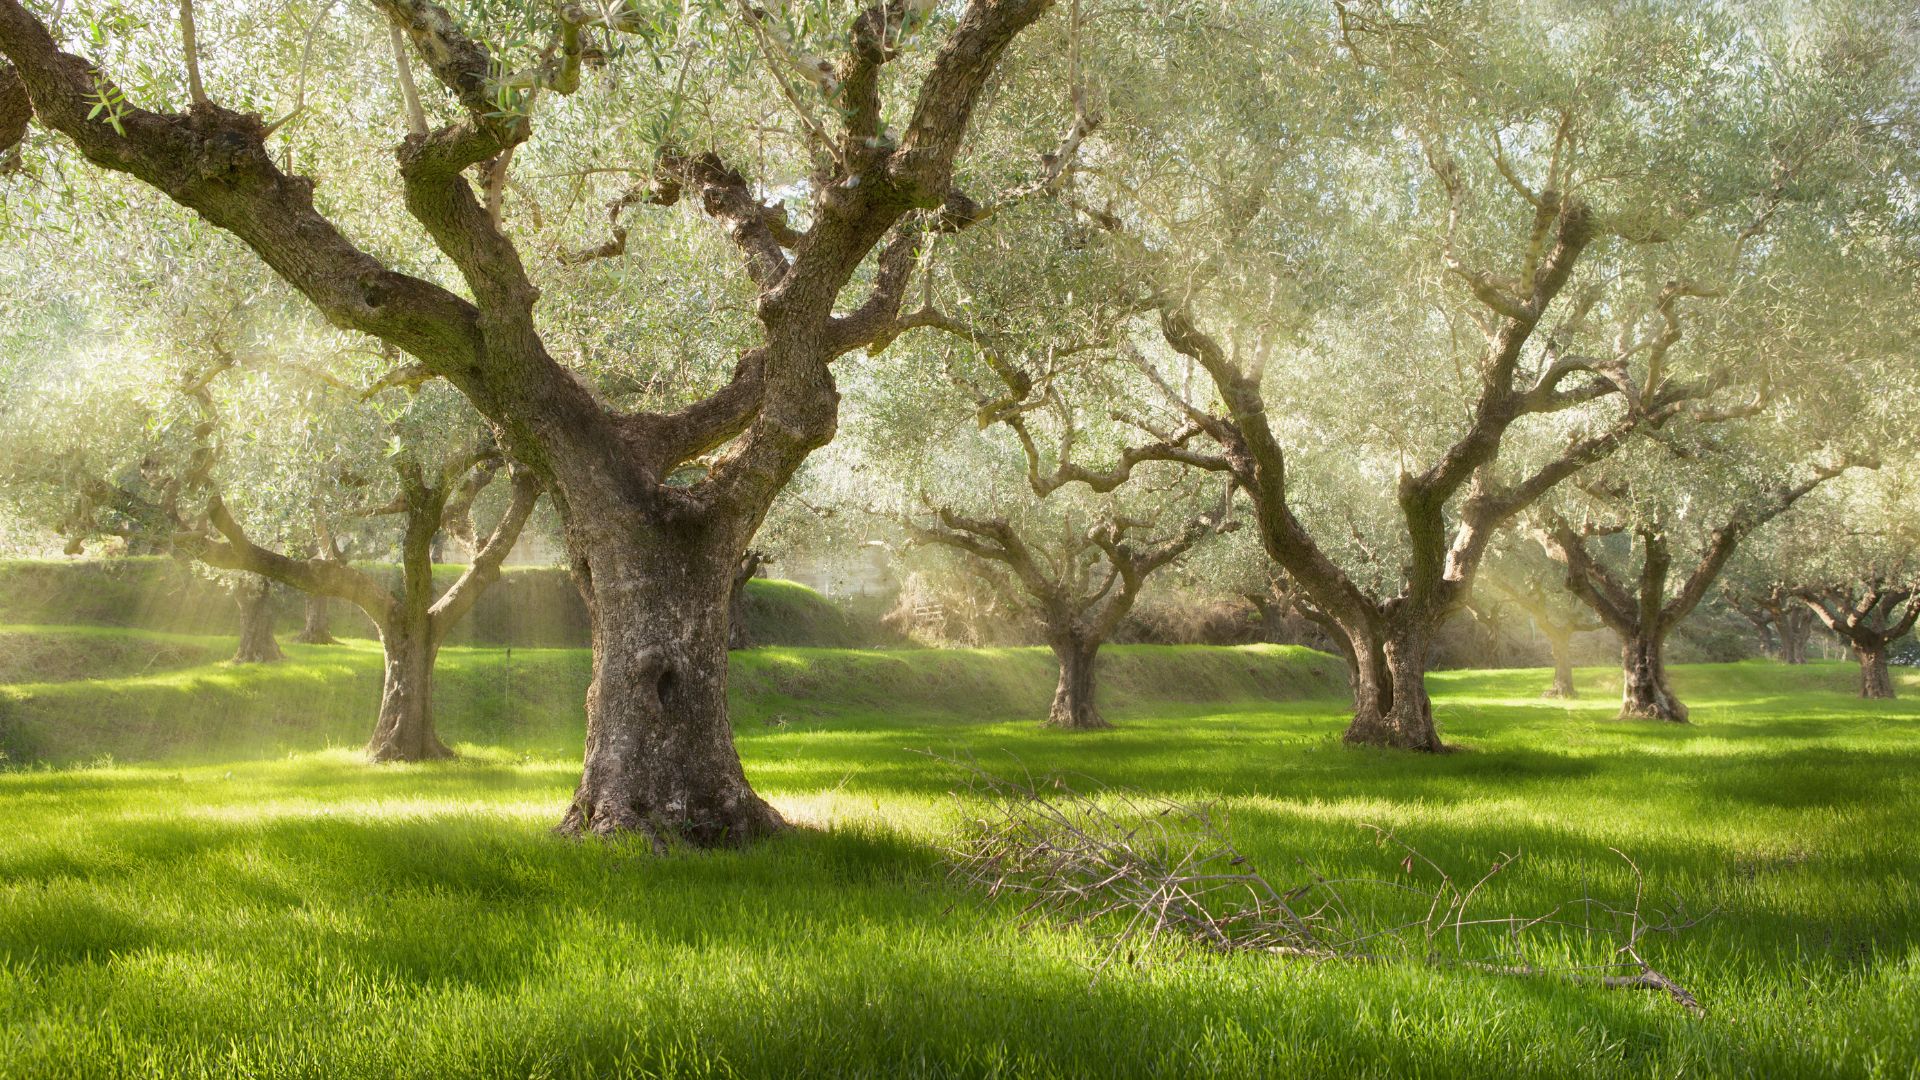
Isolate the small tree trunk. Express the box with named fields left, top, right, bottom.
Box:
left=1781, top=612, right=1811, bottom=665
left=1343, top=620, right=1441, bottom=751
left=1544, top=628, right=1577, bottom=699
left=1856, top=642, right=1895, bottom=700
left=1046, top=636, right=1111, bottom=730
left=294, top=594, right=338, bottom=645
left=557, top=540, right=783, bottom=847
left=727, top=552, right=763, bottom=651
left=232, top=578, right=284, bottom=664
left=366, top=614, right=453, bottom=762
left=1619, top=632, right=1687, bottom=722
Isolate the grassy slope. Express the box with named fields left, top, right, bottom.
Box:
left=0, top=558, right=887, bottom=648
left=0, top=626, right=216, bottom=685
left=0, top=630, right=1345, bottom=766
left=1, top=638, right=1917, bottom=1077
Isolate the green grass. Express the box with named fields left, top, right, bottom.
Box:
left=1, top=638, right=1917, bottom=1078
left=0, top=626, right=216, bottom=685
left=0, top=558, right=891, bottom=648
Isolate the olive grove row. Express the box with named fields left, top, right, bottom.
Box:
left=1, top=0, right=1916, bottom=846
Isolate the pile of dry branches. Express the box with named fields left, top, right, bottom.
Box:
left=938, top=757, right=1706, bottom=1014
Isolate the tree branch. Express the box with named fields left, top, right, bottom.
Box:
left=186, top=497, right=398, bottom=623
left=429, top=465, right=542, bottom=635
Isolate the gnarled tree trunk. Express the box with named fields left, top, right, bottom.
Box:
left=1619, top=633, right=1686, bottom=722
left=1343, top=621, right=1440, bottom=750
left=1856, top=644, right=1895, bottom=700
left=232, top=577, right=283, bottom=664
left=1046, top=635, right=1109, bottom=730
left=1796, top=583, right=1916, bottom=703
left=366, top=612, right=452, bottom=761
left=294, top=594, right=337, bottom=645
left=557, top=529, right=784, bottom=846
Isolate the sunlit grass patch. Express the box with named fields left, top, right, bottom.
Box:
left=1, top=648, right=1918, bottom=1076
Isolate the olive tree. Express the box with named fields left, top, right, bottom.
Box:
left=1532, top=442, right=1869, bottom=722
left=1, top=0, right=1070, bottom=844
left=1783, top=471, right=1920, bottom=699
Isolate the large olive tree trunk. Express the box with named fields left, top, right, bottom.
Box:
left=558, top=530, right=783, bottom=843
left=1343, top=620, right=1441, bottom=751
left=366, top=610, right=451, bottom=760
left=1856, top=643, right=1895, bottom=700
left=1619, top=632, right=1686, bottom=722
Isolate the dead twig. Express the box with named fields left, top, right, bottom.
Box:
left=933, top=755, right=1708, bottom=1014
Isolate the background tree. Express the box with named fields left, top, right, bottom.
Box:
left=0, top=246, right=546, bottom=759
left=1797, top=582, right=1919, bottom=700
left=1720, top=561, right=1818, bottom=665
left=1531, top=424, right=1871, bottom=722
left=1482, top=548, right=1602, bottom=700
left=912, top=493, right=1228, bottom=730
left=179, top=397, right=544, bottom=760
left=1779, top=471, right=1920, bottom=699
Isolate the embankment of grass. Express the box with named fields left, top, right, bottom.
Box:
left=0, top=558, right=888, bottom=647
left=0, top=631, right=1346, bottom=766
left=0, top=626, right=216, bottom=685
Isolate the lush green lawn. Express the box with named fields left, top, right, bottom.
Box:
left=1, top=637, right=1917, bottom=1077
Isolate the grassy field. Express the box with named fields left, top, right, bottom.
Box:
left=1, top=632, right=1917, bottom=1078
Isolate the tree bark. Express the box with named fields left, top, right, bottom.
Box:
left=1856, top=644, right=1895, bottom=700
left=231, top=577, right=284, bottom=663
left=1343, top=620, right=1441, bottom=750
left=1619, top=633, right=1686, bottom=722
left=1544, top=627, right=1578, bottom=699
left=1046, top=635, right=1110, bottom=730
left=366, top=612, right=453, bottom=761
left=294, top=593, right=337, bottom=645
left=1780, top=608, right=1811, bottom=665
left=557, top=536, right=784, bottom=846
